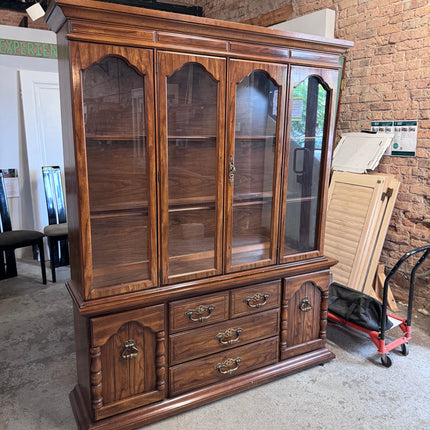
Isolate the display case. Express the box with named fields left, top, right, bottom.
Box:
left=46, top=1, right=352, bottom=428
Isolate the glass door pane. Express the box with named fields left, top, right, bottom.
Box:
left=158, top=53, right=225, bottom=283
left=226, top=61, right=286, bottom=272
left=283, top=68, right=334, bottom=258
left=82, top=52, right=155, bottom=290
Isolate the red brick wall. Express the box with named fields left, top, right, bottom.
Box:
left=0, top=10, right=49, bottom=30
left=202, top=0, right=429, bottom=306
left=200, top=0, right=291, bottom=22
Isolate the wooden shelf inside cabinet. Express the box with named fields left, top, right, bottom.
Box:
left=233, top=192, right=273, bottom=207
left=86, top=134, right=146, bottom=141
left=167, top=197, right=216, bottom=212
left=231, top=240, right=271, bottom=267
left=235, top=136, right=277, bottom=141
left=90, top=207, right=149, bottom=218
left=93, top=259, right=150, bottom=277
left=168, top=136, right=217, bottom=141
left=285, top=195, right=318, bottom=204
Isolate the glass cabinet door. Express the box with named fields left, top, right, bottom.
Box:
left=74, top=42, right=157, bottom=297
left=280, top=66, right=338, bottom=262
left=225, top=60, right=286, bottom=272
left=158, top=52, right=226, bottom=283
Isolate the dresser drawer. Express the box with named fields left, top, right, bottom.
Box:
left=169, top=291, right=229, bottom=333
left=170, top=309, right=280, bottom=365
left=169, top=337, right=279, bottom=396
left=230, top=280, right=281, bottom=318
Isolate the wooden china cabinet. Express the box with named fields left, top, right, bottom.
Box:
left=46, top=1, right=352, bottom=428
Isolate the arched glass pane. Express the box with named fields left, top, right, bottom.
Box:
left=232, top=71, right=278, bottom=267
left=284, top=75, right=328, bottom=255
left=83, top=56, right=149, bottom=287
left=167, top=63, right=218, bottom=276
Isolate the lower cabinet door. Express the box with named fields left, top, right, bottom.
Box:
left=281, top=271, right=329, bottom=360
left=90, top=305, right=166, bottom=420
left=169, top=337, right=279, bottom=396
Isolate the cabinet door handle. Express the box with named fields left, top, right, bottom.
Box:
left=244, top=292, right=270, bottom=309
left=215, top=357, right=241, bottom=375
left=229, top=155, right=236, bottom=185
left=215, top=327, right=243, bottom=345
left=185, top=304, right=216, bottom=322
left=121, top=340, right=139, bottom=359
left=299, top=296, right=312, bottom=312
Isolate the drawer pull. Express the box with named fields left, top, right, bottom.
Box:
left=185, top=304, right=216, bottom=322
left=244, top=292, right=269, bottom=309
left=215, top=327, right=243, bottom=345
left=229, top=155, right=236, bottom=185
left=121, top=340, right=139, bottom=359
left=299, top=296, right=312, bottom=312
left=215, top=357, right=241, bottom=375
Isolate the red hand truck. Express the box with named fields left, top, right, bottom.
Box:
left=328, top=245, right=430, bottom=367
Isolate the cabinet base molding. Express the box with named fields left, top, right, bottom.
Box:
left=70, top=348, right=335, bottom=430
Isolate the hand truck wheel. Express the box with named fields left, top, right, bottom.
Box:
left=400, top=342, right=409, bottom=356
left=380, top=354, right=392, bottom=368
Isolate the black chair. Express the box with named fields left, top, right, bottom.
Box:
left=42, top=166, right=69, bottom=283
left=0, top=172, right=46, bottom=284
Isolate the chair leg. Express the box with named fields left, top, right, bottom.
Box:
left=59, top=237, right=69, bottom=266
left=5, top=249, right=17, bottom=278
left=0, top=249, right=6, bottom=279
left=48, top=237, right=58, bottom=283
left=38, top=239, right=47, bottom=285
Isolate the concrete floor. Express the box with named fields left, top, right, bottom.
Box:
left=1, top=260, right=429, bottom=430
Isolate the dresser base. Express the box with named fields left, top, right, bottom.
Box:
left=70, top=348, right=335, bottom=430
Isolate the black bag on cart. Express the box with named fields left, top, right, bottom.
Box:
left=328, top=282, right=393, bottom=332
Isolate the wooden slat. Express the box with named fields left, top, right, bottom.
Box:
left=362, top=173, right=400, bottom=297
left=324, top=171, right=387, bottom=290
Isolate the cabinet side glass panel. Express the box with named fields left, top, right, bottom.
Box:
left=284, top=75, right=328, bottom=255
left=167, top=63, right=218, bottom=276
left=82, top=56, right=150, bottom=287
left=232, top=71, right=277, bottom=267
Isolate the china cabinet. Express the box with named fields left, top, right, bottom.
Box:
left=46, top=1, right=352, bottom=428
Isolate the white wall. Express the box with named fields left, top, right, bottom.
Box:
left=0, top=25, right=59, bottom=255
left=270, top=8, right=336, bottom=39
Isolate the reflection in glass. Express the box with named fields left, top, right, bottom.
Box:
left=83, top=56, right=149, bottom=287
left=232, top=71, right=278, bottom=267
left=284, top=75, right=328, bottom=255
left=167, top=63, right=218, bottom=276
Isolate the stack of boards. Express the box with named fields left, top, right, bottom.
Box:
left=324, top=171, right=400, bottom=311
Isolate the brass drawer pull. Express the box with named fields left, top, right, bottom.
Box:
left=299, top=296, right=312, bottom=312
left=215, top=357, right=241, bottom=375
left=215, top=327, right=243, bottom=345
left=244, top=292, right=269, bottom=309
left=185, top=304, right=216, bottom=322
left=121, top=340, right=139, bottom=359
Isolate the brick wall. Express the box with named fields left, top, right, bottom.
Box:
left=200, top=0, right=291, bottom=22
left=0, top=10, right=49, bottom=30
left=201, top=0, right=429, bottom=306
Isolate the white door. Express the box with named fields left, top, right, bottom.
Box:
left=19, top=70, right=64, bottom=239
